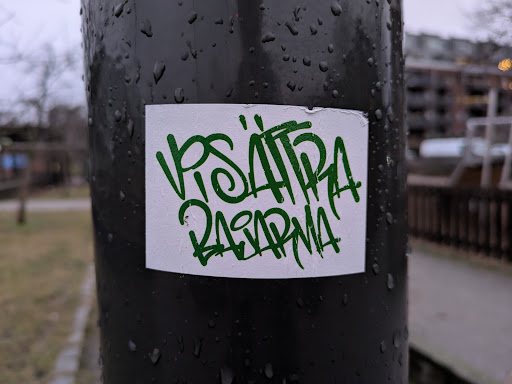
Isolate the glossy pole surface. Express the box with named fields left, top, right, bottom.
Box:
left=82, top=1, right=407, bottom=382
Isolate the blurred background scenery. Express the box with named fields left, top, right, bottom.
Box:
left=0, top=0, right=511, bottom=383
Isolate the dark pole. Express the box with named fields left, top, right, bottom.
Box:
left=82, top=1, right=407, bottom=383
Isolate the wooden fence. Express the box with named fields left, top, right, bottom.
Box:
left=408, top=185, right=512, bottom=261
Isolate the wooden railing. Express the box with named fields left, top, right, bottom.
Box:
left=408, top=185, right=512, bottom=261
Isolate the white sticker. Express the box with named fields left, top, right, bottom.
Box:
left=145, top=104, right=368, bottom=279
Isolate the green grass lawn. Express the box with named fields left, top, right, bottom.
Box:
left=0, top=212, right=93, bottom=384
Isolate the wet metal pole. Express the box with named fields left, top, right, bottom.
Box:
left=82, top=0, right=408, bottom=382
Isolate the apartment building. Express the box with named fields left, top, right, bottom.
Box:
left=405, top=33, right=512, bottom=152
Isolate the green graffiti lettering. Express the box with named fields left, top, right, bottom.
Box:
left=158, top=113, right=361, bottom=270
left=179, top=200, right=341, bottom=269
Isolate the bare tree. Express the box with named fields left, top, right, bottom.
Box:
left=13, top=45, right=80, bottom=224
left=0, top=4, right=20, bottom=64
left=0, top=5, right=82, bottom=224
left=472, top=0, right=512, bottom=46
left=20, top=45, right=78, bottom=126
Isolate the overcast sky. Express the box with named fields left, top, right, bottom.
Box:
left=0, top=0, right=485, bottom=115
left=403, top=0, right=482, bottom=39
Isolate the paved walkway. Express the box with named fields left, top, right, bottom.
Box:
left=0, top=198, right=91, bottom=212
left=49, top=265, right=95, bottom=384
left=409, top=244, right=512, bottom=384
left=69, top=239, right=512, bottom=383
